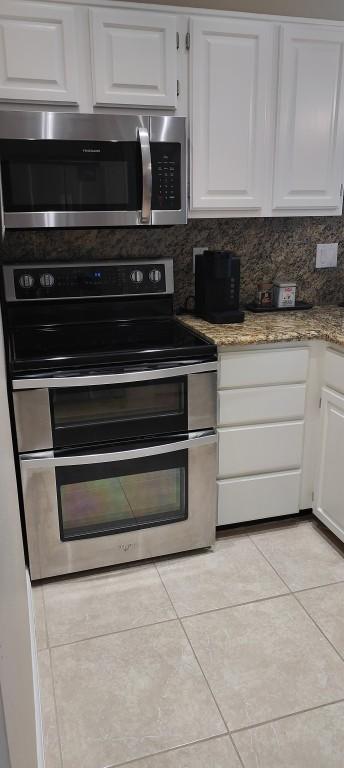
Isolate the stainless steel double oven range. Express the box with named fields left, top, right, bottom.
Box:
left=3, top=260, right=217, bottom=579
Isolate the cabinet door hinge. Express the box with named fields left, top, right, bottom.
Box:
left=186, top=31, right=190, bottom=50
left=177, top=79, right=180, bottom=97
left=176, top=31, right=179, bottom=50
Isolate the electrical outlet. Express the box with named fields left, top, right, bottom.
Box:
left=193, top=247, right=208, bottom=273
left=316, top=243, right=338, bottom=269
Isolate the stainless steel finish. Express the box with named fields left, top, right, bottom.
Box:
left=3, top=259, right=174, bottom=303
left=0, top=111, right=187, bottom=228
left=4, top=210, right=143, bottom=229
left=150, top=116, right=187, bottom=225
left=138, top=126, right=152, bottom=224
left=0, top=110, right=149, bottom=142
left=13, top=389, right=52, bottom=453
left=188, top=372, right=217, bottom=431
left=20, top=430, right=216, bottom=467
left=21, top=433, right=217, bottom=579
left=12, top=361, right=217, bottom=390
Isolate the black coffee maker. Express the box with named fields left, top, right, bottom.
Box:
left=195, top=250, right=245, bottom=324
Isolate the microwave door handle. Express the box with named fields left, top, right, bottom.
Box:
left=138, top=127, right=152, bottom=224
left=20, top=431, right=217, bottom=468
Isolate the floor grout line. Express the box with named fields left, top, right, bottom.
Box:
left=293, top=578, right=344, bottom=595
left=44, top=616, right=178, bottom=651
left=154, top=566, right=247, bottom=766
left=110, top=734, right=235, bottom=768
left=230, top=696, right=344, bottom=736
left=293, top=590, right=344, bottom=664
left=248, top=535, right=293, bottom=593
left=250, top=533, right=344, bottom=663
left=39, top=585, right=64, bottom=768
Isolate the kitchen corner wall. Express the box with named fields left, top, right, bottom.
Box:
left=1, top=214, right=344, bottom=310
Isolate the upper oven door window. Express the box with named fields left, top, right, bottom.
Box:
left=51, top=377, right=187, bottom=449
left=1, top=139, right=142, bottom=212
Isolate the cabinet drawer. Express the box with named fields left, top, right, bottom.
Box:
left=218, top=384, right=306, bottom=426
left=218, top=421, right=304, bottom=477
left=219, top=348, right=309, bottom=389
left=217, top=470, right=301, bottom=525
left=324, top=348, right=344, bottom=395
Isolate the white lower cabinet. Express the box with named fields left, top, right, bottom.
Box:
left=315, top=387, right=344, bottom=544
left=218, top=470, right=301, bottom=526
left=218, top=384, right=306, bottom=426
left=218, top=421, right=304, bottom=478
left=217, top=346, right=307, bottom=526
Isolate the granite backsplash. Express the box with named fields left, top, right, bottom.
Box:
left=1, top=215, right=344, bottom=310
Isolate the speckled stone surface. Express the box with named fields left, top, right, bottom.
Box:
left=2, top=214, right=344, bottom=310
left=179, top=306, right=344, bottom=347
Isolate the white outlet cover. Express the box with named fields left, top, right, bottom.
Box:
left=316, top=243, right=338, bottom=269
left=193, top=247, right=208, bottom=273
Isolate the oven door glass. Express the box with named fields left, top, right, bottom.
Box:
left=51, top=378, right=187, bottom=448
left=56, top=450, right=187, bottom=540
left=1, top=139, right=141, bottom=212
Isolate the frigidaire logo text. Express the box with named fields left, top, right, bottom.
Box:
left=82, top=148, right=101, bottom=153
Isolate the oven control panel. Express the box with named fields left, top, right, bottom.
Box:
left=4, top=261, right=172, bottom=301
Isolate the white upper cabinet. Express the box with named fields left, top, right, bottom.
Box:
left=190, top=17, right=274, bottom=214
left=90, top=8, right=178, bottom=109
left=0, top=1, right=78, bottom=104
left=273, top=24, right=344, bottom=214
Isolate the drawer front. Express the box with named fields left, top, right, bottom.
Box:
left=217, top=470, right=301, bottom=525
left=218, top=421, right=304, bottom=477
left=218, top=384, right=306, bottom=426
left=324, top=348, right=344, bottom=395
left=219, top=347, right=309, bottom=389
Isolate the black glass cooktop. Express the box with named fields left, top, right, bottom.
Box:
left=9, top=316, right=215, bottom=375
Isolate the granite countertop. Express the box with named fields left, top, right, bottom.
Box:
left=179, top=306, right=344, bottom=348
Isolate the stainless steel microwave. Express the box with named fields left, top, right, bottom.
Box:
left=0, top=111, right=187, bottom=229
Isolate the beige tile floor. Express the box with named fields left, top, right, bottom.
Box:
left=33, top=515, right=344, bottom=768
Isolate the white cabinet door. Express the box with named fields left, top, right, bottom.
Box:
left=273, top=24, right=344, bottom=214
left=90, top=8, right=177, bottom=108
left=315, top=387, right=344, bottom=545
left=190, top=16, right=274, bottom=214
left=0, top=1, right=78, bottom=104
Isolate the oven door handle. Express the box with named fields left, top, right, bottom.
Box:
left=20, top=430, right=217, bottom=468
left=12, top=361, right=217, bottom=390
left=138, top=126, right=152, bottom=224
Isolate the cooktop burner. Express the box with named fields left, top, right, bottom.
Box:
left=2, top=260, right=216, bottom=376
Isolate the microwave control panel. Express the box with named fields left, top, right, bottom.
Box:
left=151, top=143, right=181, bottom=211
left=7, top=262, right=169, bottom=300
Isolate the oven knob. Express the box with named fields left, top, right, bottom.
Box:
left=149, top=269, right=162, bottom=283
left=19, top=273, right=34, bottom=289
left=130, top=269, right=144, bottom=284
left=40, top=273, right=55, bottom=288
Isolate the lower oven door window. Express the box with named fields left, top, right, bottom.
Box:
left=56, top=450, right=187, bottom=541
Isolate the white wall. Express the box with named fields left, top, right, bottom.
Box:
left=126, top=0, right=344, bottom=20
left=0, top=309, right=38, bottom=768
